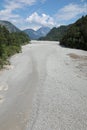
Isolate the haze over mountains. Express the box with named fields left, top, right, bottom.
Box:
left=0, top=20, right=50, bottom=40
left=0, top=20, right=21, bottom=33
left=24, top=27, right=50, bottom=40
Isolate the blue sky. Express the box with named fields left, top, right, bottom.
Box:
left=0, top=0, right=87, bottom=30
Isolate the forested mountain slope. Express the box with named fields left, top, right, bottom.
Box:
left=0, top=25, right=30, bottom=69
left=39, top=15, right=87, bottom=50
left=60, top=15, right=87, bottom=50
left=39, top=25, right=70, bottom=41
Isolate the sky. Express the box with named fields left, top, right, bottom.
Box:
left=0, top=0, right=87, bottom=30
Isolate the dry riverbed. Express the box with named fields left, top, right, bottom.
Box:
left=0, top=41, right=87, bottom=130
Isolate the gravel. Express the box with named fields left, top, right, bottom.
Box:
left=0, top=40, right=87, bottom=130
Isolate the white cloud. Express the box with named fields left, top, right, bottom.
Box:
left=26, top=12, right=55, bottom=27
left=0, top=1, right=20, bottom=21
left=5, top=1, right=21, bottom=11
left=4, top=0, right=45, bottom=10
left=0, top=0, right=45, bottom=21
left=0, top=8, right=19, bottom=21
left=0, top=0, right=86, bottom=30
left=25, top=3, right=87, bottom=29
left=55, top=3, right=87, bottom=22
left=5, top=0, right=37, bottom=9
left=0, top=0, right=47, bottom=30
left=16, top=0, right=46, bottom=5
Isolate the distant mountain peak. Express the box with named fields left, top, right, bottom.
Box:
left=23, top=26, right=50, bottom=40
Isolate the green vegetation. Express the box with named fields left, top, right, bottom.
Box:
left=60, top=15, right=87, bottom=50
left=0, top=25, right=30, bottom=69
left=39, top=15, right=87, bottom=51
left=39, top=25, right=69, bottom=41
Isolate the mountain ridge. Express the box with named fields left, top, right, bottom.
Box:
left=60, top=15, right=87, bottom=50
left=0, top=20, right=21, bottom=33
left=39, top=25, right=70, bottom=41
left=39, top=15, right=87, bottom=50
left=23, top=27, right=50, bottom=40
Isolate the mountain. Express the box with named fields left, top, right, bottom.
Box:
left=39, top=15, right=87, bottom=50
left=60, top=15, right=87, bottom=50
left=24, top=29, right=39, bottom=39
left=0, top=20, right=21, bottom=33
left=39, top=25, right=70, bottom=41
left=36, top=27, right=51, bottom=37
left=23, top=27, right=50, bottom=40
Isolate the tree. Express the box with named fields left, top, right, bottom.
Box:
left=0, top=25, right=30, bottom=68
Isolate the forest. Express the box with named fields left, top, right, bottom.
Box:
left=60, top=15, right=87, bottom=50
left=0, top=25, right=30, bottom=69
left=39, top=15, right=87, bottom=51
